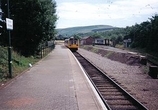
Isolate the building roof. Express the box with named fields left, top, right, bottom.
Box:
left=81, top=36, right=92, bottom=40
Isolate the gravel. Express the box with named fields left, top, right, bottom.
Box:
left=78, top=47, right=158, bottom=110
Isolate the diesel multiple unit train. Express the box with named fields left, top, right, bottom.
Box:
left=64, top=37, right=79, bottom=51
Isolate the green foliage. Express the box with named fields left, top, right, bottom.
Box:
left=1, top=0, right=57, bottom=56
left=12, top=52, right=38, bottom=76
left=125, top=15, right=158, bottom=54
left=0, top=46, right=8, bottom=78
left=73, top=34, right=81, bottom=39
left=93, top=28, right=125, bottom=39
left=0, top=46, right=39, bottom=79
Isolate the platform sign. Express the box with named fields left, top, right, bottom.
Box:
left=6, top=18, right=13, bottom=30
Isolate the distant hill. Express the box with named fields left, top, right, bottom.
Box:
left=56, top=25, right=118, bottom=37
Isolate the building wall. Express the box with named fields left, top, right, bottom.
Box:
left=80, top=36, right=94, bottom=45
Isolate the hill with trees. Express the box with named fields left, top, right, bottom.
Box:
left=56, top=25, right=118, bottom=37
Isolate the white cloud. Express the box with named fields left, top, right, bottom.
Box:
left=56, top=0, right=158, bottom=28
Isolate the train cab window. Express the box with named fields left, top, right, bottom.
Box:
left=74, top=40, right=77, bottom=44
left=70, top=39, right=73, bottom=44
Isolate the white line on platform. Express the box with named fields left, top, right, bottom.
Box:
left=71, top=51, right=108, bottom=110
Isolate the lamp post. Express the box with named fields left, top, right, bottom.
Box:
left=0, top=1, right=3, bottom=28
left=7, top=0, right=12, bottom=78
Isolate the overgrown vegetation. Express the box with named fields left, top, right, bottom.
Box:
left=0, top=45, right=54, bottom=82
left=0, top=46, right=38, bottom=81
left=0, top=46, right=8, bottom=80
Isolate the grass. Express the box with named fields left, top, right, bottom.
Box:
left=12, top=51, right=39, bottom=76
left=0, top=46, right=53, bottom=84
left=105, top=51, right=114, bottom=58
left=91, top=48, right=98, bottom=53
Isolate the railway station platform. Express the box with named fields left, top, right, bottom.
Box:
left=0, top=44, right=106, bottom=110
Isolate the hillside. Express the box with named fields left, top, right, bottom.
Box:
left=56, top=25, right=117, bottom=37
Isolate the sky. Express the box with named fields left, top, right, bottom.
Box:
left=55, top=0, right=158, bottom=29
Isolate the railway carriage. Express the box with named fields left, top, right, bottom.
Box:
left=64, top=37, right=79, bottom=51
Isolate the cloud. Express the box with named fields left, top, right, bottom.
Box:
left=57, top=2, right=101, bottom=20
left=56, top=0, right=158, bottom=28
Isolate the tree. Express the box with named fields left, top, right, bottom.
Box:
left=148, top=15, right=158, bottom=53
left=1, top=0, right=57, bottom=56
left=73, top=34, right=81, bottom=39
left=123, top=14, right=158, bottom=54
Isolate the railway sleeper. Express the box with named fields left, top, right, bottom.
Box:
left=93, top=79, right=109, bottom=82
left=111, top=105, right=138, bottom=110
left=102, top=92, right=123, bottom=95
left=107, top=100, right=133, bottom=105
left=93, top=78, right=110, bottom=81
left=91, top=77, right=105, bottom=80
left=104, top=95, right=127, bottom=100
left=99, top=88, right=120, bottom=92
left=97, top=85, right=117, bottom=89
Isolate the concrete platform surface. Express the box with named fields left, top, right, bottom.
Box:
left=0, top=44, right=106, bottom=110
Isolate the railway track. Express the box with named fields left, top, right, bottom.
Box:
left=73, top=52, right=148, bottom=110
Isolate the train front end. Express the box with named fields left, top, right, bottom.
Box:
left=65, top=37, right=79, bottom=51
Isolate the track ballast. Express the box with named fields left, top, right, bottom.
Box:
left=73, top=52, right=148, bottom=110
